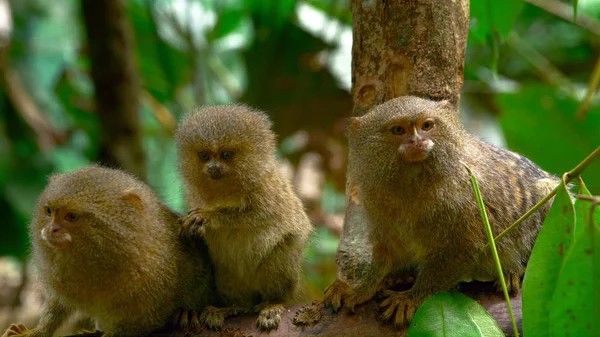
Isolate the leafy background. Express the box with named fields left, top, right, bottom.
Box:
left=0, top=0, right=599, bottom=306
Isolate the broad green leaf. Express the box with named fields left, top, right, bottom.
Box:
left=407, top=292, right=504, bottom=337
left=522, top=183, right=575, bottom=336
left=470, top=0, right=524, bottom=42
left=549, top=197, right=599, bottom=336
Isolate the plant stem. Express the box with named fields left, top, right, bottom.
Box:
left=463, top=163, right=519, bottom=337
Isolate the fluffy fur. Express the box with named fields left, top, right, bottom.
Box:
left=5, top=166, right=213, bottom=337
left=175, top=105, right=313, bottom=330
left=325, top=96, right=557, bottom=328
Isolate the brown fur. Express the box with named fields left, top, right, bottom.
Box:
left=4, top=166, right=213, bottom=337
left=324, top=96, right=557, bottom=328
left=175, top=105, right=313, bottom=330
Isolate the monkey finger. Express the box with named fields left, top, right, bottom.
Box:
left=328, top=295, right=342, bottom=312
left=405, top=303, right=416, bottom=324
left=381, top=301, right=397, bottom=321
left=394, top=306, right=407, bottom=328
left=200, top=307, right=225, bottom=331
left=5, top=324, right=26, bottom=337
left=383, top=289, right=398, bottom=298
left=189, top=310, right=201, bottom=331
left=179, top=310, right=190, bottom=329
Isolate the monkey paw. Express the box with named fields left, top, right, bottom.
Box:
left=323, top=279, right=352, bottom=312
left=344, top=284, right=378, bottom=313
left=380, top=290, right=422, bottom=329
left=495, top=272, right=522, bottom=297
left=199, top=306, right=242, bottom=331
left=179, top=208, right=206, bottom=238
left=2, top=325, right=44, bottom=337
left=255, top=303, right=284, bottom=330
left=175, top=309, right=201, bottom=331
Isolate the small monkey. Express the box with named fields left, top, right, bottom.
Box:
left=324, top=96, right=557, bottom=328
left=176, top=105, right=313, bottom=330
left=3, top=166, right=213, bottom=337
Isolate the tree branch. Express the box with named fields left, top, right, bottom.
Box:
left=81, top=0, right=146, bottom=179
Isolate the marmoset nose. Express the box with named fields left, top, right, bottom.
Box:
left=206, top=163, right=225, bottom=180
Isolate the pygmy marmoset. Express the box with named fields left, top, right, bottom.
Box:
left=176, top=105, right=313, bottom=330
left=3, top=166, right=213, bottom=337
left=324, top=96, right=557, bottom=328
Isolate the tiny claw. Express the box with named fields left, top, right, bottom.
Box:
left=199, top=306, right=228, bottom=331
left=495, top=272, right=522, bottom=297
left=189, top=310, right=200, bottom=330
left=323, top=279, right=352, bottom=312
left=179, top=310, right=190, bottom=329
left=256, top=304, right=284, bottom=331
left=2, top=324, right=29, bottom=337
left=379, top=291, right=420, bottom=329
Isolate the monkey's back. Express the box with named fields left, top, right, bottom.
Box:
left=464, top=139, right=557, bottom=279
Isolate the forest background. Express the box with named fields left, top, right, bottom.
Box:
left=0, top=0, right=599, bottom=331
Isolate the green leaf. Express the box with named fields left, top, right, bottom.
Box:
left=574, top=181, right=592, bottom=237
left=208, top=10, right=245, bottom=41
left=407, top=292, right=504, bottom=337
left=549, top=195, right=599, bottom=336
left=470, top=0, right=524, bottom=42
left=573, top=0, right=579, bottom=21
left=522, top=182, right=575, bottom=336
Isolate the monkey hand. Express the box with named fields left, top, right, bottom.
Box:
left=255, top=303, right=284, bottom=330
left=179, top=208, right=206, bottom=238
left=380, top=290, right=424, bottom=329
left=344, top=283, right=380, bottom=313
left=174, top=309, right=201, bottom=331
left=494, top=270, right=523, bottom=297
left=323, top=279, right=353, bottom=312
left=2, top=325, right=46, bottom=337
left=199, top=306, right=243, bottom=330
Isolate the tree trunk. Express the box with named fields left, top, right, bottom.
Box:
left=351, top=0, right=469, bottom=116
left=81, top=0, right=146, bottom=179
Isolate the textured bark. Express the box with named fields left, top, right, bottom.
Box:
left=351, top=0, right=469, bottom=116
left=81, top=0, right=146, bottom=179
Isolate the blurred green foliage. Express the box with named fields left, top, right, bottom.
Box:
left=1, top=0, right=599, bottom=299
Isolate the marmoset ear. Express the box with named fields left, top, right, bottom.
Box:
left=122, top=189, right=144, bottom=211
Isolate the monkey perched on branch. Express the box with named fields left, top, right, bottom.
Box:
left=3, top=166, right=213, bottom=337
left=324, top=96, right=557, bottom=328
left=176, top=105, right=313, bottom=331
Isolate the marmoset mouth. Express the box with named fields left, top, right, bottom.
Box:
left=41, top=226, right=72, bottom=248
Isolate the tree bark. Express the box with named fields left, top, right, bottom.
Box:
left=81, top=0, right=146, bottom=179
left=351, top=0, right=469, bottom=116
